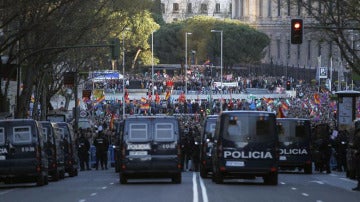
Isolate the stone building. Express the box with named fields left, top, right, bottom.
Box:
left=160, top=0, right=345, bottom=76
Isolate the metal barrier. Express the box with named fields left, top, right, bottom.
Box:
left=89, top=145, right=115, bottom=168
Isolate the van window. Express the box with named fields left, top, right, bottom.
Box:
left=0, top=127, right=4, bottom=145
left=129, top=123, right=148, bottom=141
left=223, top=115, right=274, bottom=143
left=155, top=123, right=174, bottom=141
left=42, top=128, right=48, bottom=142
left=13, top=126, right=32, bottom=144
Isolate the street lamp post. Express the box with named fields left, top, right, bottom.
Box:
left=185, top=32, right=192, bottom=95
left=211, top=30, right=223, bottom=105
left=122, top=28, right=130, bottom=120
left=151, top=31, right=155, bottom=98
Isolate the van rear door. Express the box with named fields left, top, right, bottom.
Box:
left=151, top=120, right=179, bottom=170
left=124, top=121, right=152, bottom=170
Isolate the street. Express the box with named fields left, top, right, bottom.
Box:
left=0, top=168, right=358, bottom=202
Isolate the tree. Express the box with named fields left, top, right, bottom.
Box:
left=154, top=16, right=270, bottom=69
left=293, top=0, right=360, bottom=75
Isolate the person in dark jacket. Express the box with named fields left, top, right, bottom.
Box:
left=319, top=137, right=332, bottom=174
left=352, top=131, right=360, bottom=191
left=93, top=131, right=109, bottom=170
left=76, top=129, right=91, bottom=171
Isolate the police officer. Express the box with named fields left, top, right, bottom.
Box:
left=352, top=130, right=360, bottom=191
left=76, top=129, right=91, bottom=171
left=319, top=137, right=332, bottom=174
left=93, top=131, right=109, bottom=170
left=334, top=130, right=348, bottom=172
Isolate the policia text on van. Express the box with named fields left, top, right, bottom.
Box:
left=211, top=111, right=279, bottom=185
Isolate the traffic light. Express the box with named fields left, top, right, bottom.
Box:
left=63, top=72, right=75, bottom=86
left=291, top=19, right=303, bottom=44
left=110, top=38, right=120, bottom=60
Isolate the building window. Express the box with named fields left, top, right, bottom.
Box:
left=307, top=40, right=312, bottom=63
left=173, top=3, right=179, bottom=13
left=307, top=0, right=312, bottom=15
left=200, top=4, right=208, bottom=14
left=215, top=3, right=220, bottom=13
left=277, top=0, right=281, bottom=17
left=287, top=0, right=291, bottom=16
left=187, top=3, right=192, bottom=13
left=268, top=0, right=272, bottom=17
left=277, top=39, right=281, bottom=59
left=161, top=3, right=165, bottom=14
left=297, top=0, right=302, bottom=16
left=240, top=0, right=244, bottom=17
left=259, top=0, right=263, bottom=17
left=287, top=40, right=291, bottom=59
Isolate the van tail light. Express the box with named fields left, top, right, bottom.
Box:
left=35, top=146, right=41, bottom=172
left=270, top=167, right=277, bottom=173
left=121, top=144, right=126, bottom=159
left=217, top=143, right=222, bottom=158
left=305, top=160, right=311, bottom=165
left=177, top=144, right=182, bottom=169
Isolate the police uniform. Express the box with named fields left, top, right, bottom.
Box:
left=77, top=134, right=91, bottom=171
left=93, top=132, right=109, bottom=170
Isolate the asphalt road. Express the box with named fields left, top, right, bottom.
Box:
left=0, top=169, right=359, bottom=202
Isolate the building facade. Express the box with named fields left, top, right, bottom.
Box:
left=160, top=0, right=344, bottom=76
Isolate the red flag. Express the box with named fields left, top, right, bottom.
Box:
left=314, top=93, right=320, bottom=104
left=277, top=106, right=285, bottom=118
left=155, top=92, right=160, bottom=104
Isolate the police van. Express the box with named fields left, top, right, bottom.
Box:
left=119, top=115, right=182, bottom=184
left=0, top=119, right=49, bottom=186
left=200, top=115, right=218, bottom=178
left=52, top=122, right=78, bottom=177
left=211, top=111, right=278, bottom=185
left=40, top=121, right=66, bottom=180
left=276, top=118, right=312, bottom=174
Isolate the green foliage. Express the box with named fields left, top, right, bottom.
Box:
left=154, top=16, right=270, bottom=66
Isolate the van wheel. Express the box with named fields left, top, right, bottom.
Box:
left=36, top=175, right=46, bottom=186
left=120, top=173, right=127, bottom=184
left=264, top=172, right=278, bottom=185
left=44, top=175, right=49, bottom=185
left=172, top=173, right=182, bottom=184
left=200, top=167, right=208, bottom=178
left=59, top=170, right=65, bottom=179
left=304, top=164, right=312, bottom=174
left=69, top=168, right=77, bottom=177
left=213, top=169, right=223, bottom=184
left=52, top=171, right=60, bottom=181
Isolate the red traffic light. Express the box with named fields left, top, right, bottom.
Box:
left=293, top=22, right=301, bottom=30
left=291, top=19, right=303, bottom=44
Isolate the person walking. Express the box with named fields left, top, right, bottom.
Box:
left=93, top=131, right=109, bottom=170
left=76, top=129, right=91, bottom=171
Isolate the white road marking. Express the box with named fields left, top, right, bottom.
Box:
left=316, top=200, right=324, bottom=202
left=291, top=187, right=297, bottom=190
left=79, top=199, right=86, bottom=202
left=280, top=182, right=286, bottom=185
left=101, top=186, right=107, bottom=189
left=199, top=174, right=209, bottom=202
left=0, top=189, right=15, bottom=195
left=90, top=193, right=97, bottom=196
left=310, top=180, right=324, bottom=185
left=109, top=182, right=114, bottom=185
left=193, top=172, right=199, bottom=202
left=302, top=193, right=309, bottom=197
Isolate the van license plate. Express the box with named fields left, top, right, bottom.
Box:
left=226, top=161, right=244, bottom=167
left=0, top=155, right=5, bottom=160
left=129, top=151, right=147, bottom=156
left=279, top=156, right=287, bottom=161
